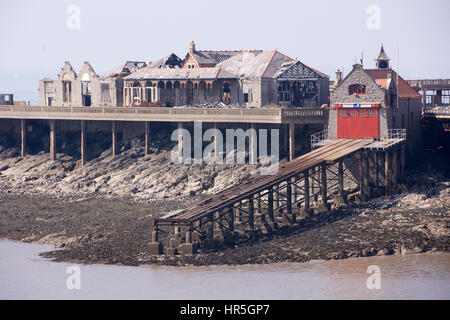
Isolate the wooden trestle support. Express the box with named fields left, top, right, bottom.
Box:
left=151, top=139, right=407, bottom=255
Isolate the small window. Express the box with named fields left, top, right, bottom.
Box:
left=243, top=93, right=249, bottom=103
left=349, top=84, right=366, bottom=95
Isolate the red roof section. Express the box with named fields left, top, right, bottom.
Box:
left=364, top=69, right=421, bottom=99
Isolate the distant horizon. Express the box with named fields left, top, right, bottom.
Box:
left=1, top=0, right=449, bottom=103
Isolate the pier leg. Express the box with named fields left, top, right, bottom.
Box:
left=20, top=119, right=26, bottom=158
left=208, top=215, right=214, bottom=239
left=400, top=144, right=406, bottom=183
left=285, top=180, right=294, bottom=224
left=362, top=152, right=370, bottom=198
left=393, top=148, right=398, bottom=189
left=149, top=224, right=162, bottom=255
left=81, top=120, right=86, bottom=166
left=112, top=121, right=117, bottom=156
left=289, top=121, right=295, bottom=161
left=385, top=150, right=391, bottom=195
left=144, top=121, right=150, bottom=156
left=319, top=164, right=329, bottom=211
left=228, top=206, right=234, bottom=232
left=375, top=152, right=379, bottom=188
left=336, top=159, right=346, bottom=203
left=267, top=188, right=277, bottom=228
left=248, top=196, right=254, bottom=230
left=301, top=170, right=311, bottom=218
left=49, top=120, right=56, bottom=161
left=359, top=152, right=363, bottom=196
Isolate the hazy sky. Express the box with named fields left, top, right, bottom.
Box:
left=1, top=0, right=449, bottom=103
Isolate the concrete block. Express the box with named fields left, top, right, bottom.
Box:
left=178, top=243, right=196, bottom=255
left=166, top=247, right=177, bottom=256
left=148, top=242, right=163, bottom=255
left=169, top=238, right=181, bottom=248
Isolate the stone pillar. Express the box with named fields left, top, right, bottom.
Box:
left=20, top=119, right=26, bottom=158
left=149, top=223, right=162, bottom=255
left=289, top=121, right=295, bottom=161
left=81, top=120, right=86, bottom=166
left=112, top=121, right=117, bottom=156
left=49, top=120, right=56, bottom=161
left=186, top=228, right=192, bottom=244
left=145, top=121, right=150, bottom=156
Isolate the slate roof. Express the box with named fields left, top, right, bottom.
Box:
left=148, top=53, right=182, bottom=68
left=364, top=69, right=421, bottom=99
left=124, top=67, right=238, bottom=81
left=217, top=50, right=294, bottom=79
left=190, top=50, right=243, bottom=66
left=375, top=45, right=390, bottom=61
left=101, top=61, right=147, bottom=80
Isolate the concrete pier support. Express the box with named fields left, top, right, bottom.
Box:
left=392, top=148, right=399, bottom=188
left=49, top=120, right=56, bottom=161
left=286, top=181, right=292, bottom=215
left=362, top=152, right=370, bottom=198
left=20, top=119, right=26, bottom=158
left=81, top=120, right=86, bottom=166
left=149, top=224, right=162, bottom=255
left=144, top=121, right=150, bottom=156
left=400, top=144, right=406, bottom=182
left=289, top=122, right=295, bottom=161
left=385, top=150, right=391, bottom=194
left=375, top=152, right=380, bottom=187
left=112, top=121, right=117, bottom=156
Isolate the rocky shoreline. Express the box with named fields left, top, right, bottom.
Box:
left=0, top=142, right=449, bottom=267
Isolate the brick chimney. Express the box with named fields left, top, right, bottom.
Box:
left=189, top=40, right=196, bottom=53
left=335, top=69, right=343, bottom=85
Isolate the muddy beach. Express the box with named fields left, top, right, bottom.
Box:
left=0, top=132, right=449, bottom=267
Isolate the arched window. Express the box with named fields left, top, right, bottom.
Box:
left=349, top=84, right=366, bottom=95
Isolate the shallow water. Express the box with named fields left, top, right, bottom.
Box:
left=0, top=239, right=449, bottom=299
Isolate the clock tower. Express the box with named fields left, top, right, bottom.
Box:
left=375, top=45, right=390, bottom=69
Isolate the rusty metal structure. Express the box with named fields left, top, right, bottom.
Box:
left=152, top=134, right=406, bottom=255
